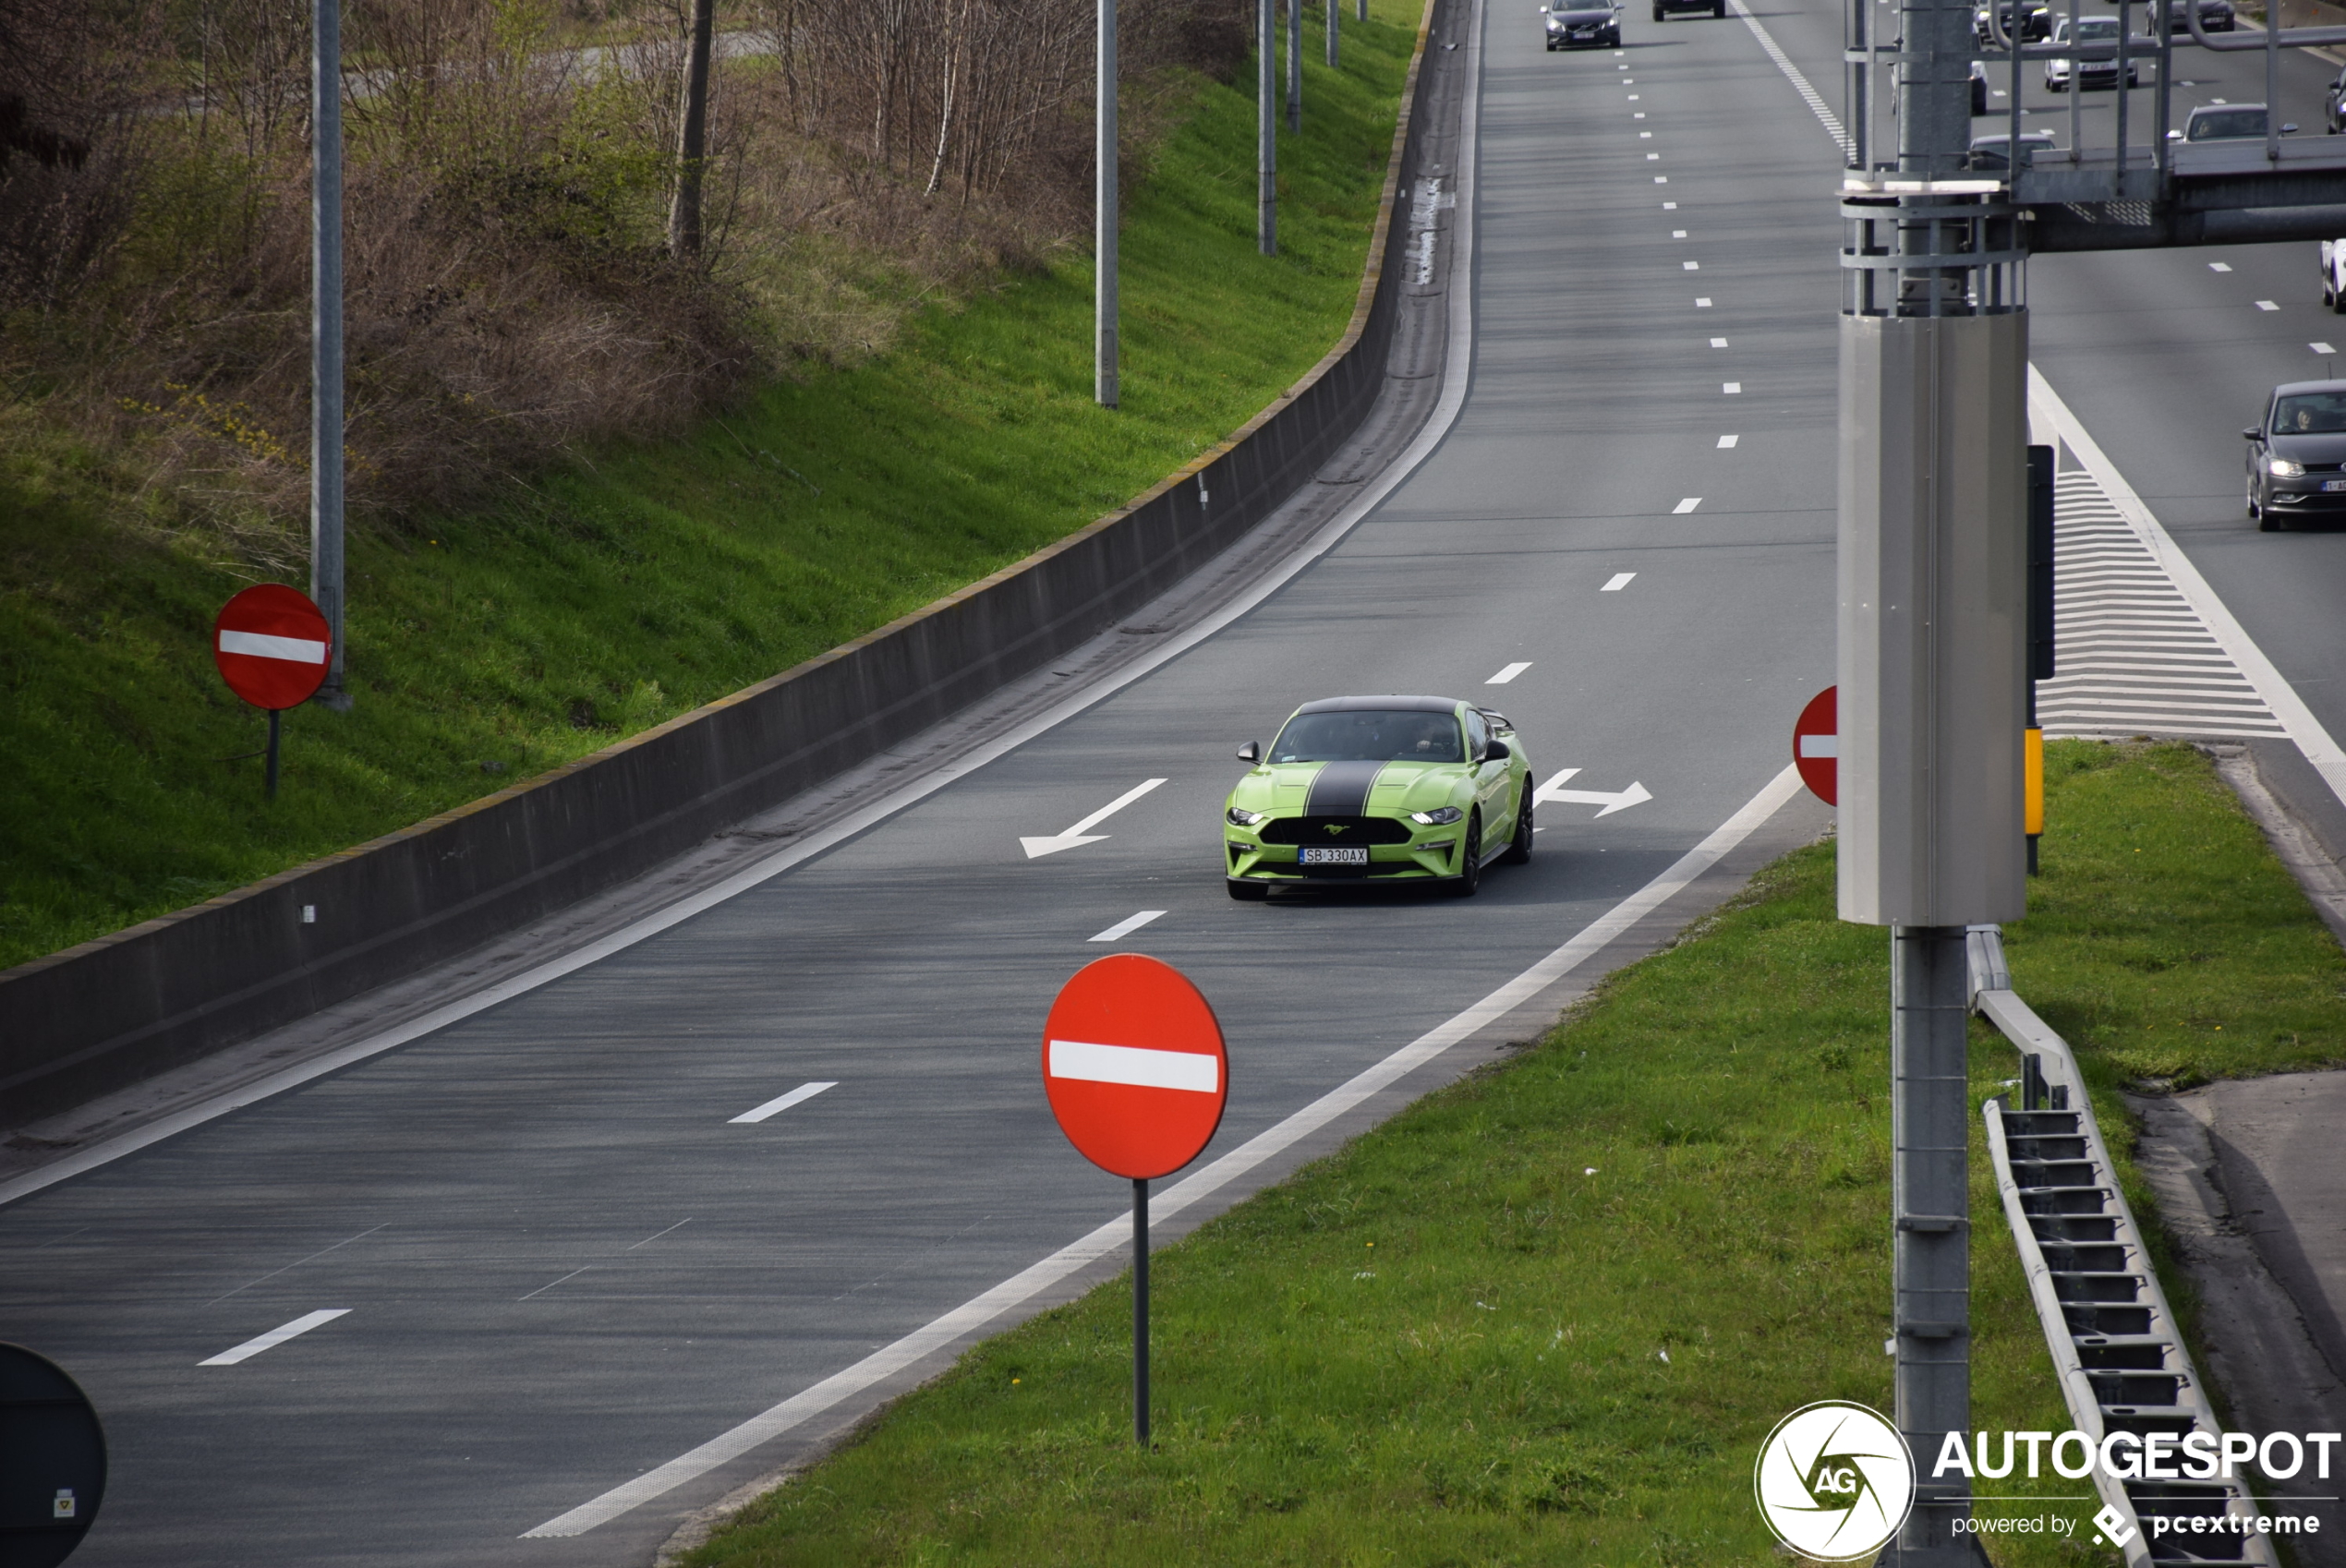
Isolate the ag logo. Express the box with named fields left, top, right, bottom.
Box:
left=1753, top=1401, right=1915, bottom=1561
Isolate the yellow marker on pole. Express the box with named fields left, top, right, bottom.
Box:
left=2025, top=726, right=2044, bottom=875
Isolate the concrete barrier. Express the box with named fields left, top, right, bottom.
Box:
left=0, top=0, right=1461, bottom=1128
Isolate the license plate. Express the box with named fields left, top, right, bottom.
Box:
left=2323, top=479, right=2346, bottom=492
left=1298, top=847, right=1370, bottom=866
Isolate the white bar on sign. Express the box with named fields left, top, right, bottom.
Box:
left=1048, top=1039, right=1217, bottom=1094
left=219, top=631, right=327, bottom=664
left=1799, top=735, right=1838, bottom=758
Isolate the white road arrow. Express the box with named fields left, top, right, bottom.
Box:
left=1534, top=766, right=1652, bottom=818
left=1021, top=778, right=1168, bottom=859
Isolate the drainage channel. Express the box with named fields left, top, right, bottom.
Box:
left=1967, top=926, right=2279, bottom=1567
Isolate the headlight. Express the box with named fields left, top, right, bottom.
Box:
left=1227, top=806, right=1267, bottom=827
left=1409, top=805, right=1465, bottom=826
left=2269, top=457, right=2305, bottom=476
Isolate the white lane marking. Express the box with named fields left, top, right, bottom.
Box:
left=518, top=1268, right=592, bottom=1302
left=2030, top=364, right=2346, bottom=812
left=1730, top=0, right=1850, bottom=154
left=1639, top=130, right=1652, bottom=138
left=1046, top=1039, right=1218, bottom=1093
left=217, top=631, right=327, bottom=664
left=1537, top=773, right=1654, bottom=816
left=208, top=1223, right=388, bottom=1305
left=1799, top=734, right=1838, bottom=758
left=627, top=1218, right=693, bottom=1249
left=1602, top=573, right=1637, bottom=592
left=0, top=0, right=1496, bottom=1220
left=1627, top=92, right=1640, bottom=99
left=1662, top=200, right=1676, bottom=209
left=2256, top=300, right=2279, bottom=311
left=2314, top=342, right=2338, bottom=355
left=1654, top=175, right=1668, bottom=184
left=1672, top=498, right=1702, bottom=514
left=729, top=1081, right=838, bottom=1124
left=1723, top=381, right=1742, bottom=393
left=1695, top=296, right=1711, bottom=306
left=1086, top=910, right=1166, bottom=943
left=2209, top=261, right=2232, bottom=271
left=1718, top=434, right=1739, bottom=448
left=1672, top=228, right=1687, bottom=237
left=1991, top=89, right=2007, bottom=97
left=1487, top=661, right=1532, bottom=684
left=1710, top=336, right=1728, bottom=347
left=200, top=1309, right=349, bottom=1366
left=522, top=764, right=1806, bottom=1538
left=1635, top=112, right=1647, bottom=119
left=1682, top=259, right=1699, bottom=271
left=1646, top=152, right=1660, bottom=161
left=1020, top=778, right=1167, bottom=858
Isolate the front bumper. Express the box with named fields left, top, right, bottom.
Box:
left=2263, top=478, right=2346, bottom=512
left=1547, top=22, right=1615, bottom=42
left=1225, top=815, right=1467, bottom=884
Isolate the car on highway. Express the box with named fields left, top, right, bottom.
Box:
left=2322, top=238, right=2346, bottom=309
left=1651, top=0, right=1726, bottom=22
left=2243, top=380, right=2346, bottom=529
left=1222, top=696, right=1532, bottom=899
left=1542, top=0, right=1623, bottom=47
left=2177, top=103, right=2294, bottom=140
left=2044, top=16, right=2138, bottom=91
left=2326, top=66, right=2346, bottom=132
left=2160, top=0, right=2236, bottom=30
left=1975, top=0, right=2051, bottom=42
left=1967, top=130, right=2059, bottom=169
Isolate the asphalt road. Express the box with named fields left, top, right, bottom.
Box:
left=21, top=2, right=2344, bottom=1564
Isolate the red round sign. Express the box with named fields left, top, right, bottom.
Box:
left=1794, top=685, right=1837, bottom=806
left=1042, top=954, right=1228, bottom=1181
left=212, top=585, right=332, bottom=711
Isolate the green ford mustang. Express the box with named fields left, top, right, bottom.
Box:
left=1222, top=694, right=1534, bottom=900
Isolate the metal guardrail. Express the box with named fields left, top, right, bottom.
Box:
left=1967, top=927, right=2281, bottom=1565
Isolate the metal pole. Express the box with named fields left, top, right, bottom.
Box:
left=1096, top=0, right=1118, bottom=408
left=2115, top=0, right=2130, bottom=174
left=266, top=708, right=282, bottom=801
left=310, top=0, right=347, bottom=709
left=1328, top=0, right=1339, bottom=66
left=1288, top=0, right=1302, bottom=132
left=1890, top=925, right=1974, bottom=1562
left=2266, top=1, right=2280, bottom=161
left=1358, top=0, right=1367, bottom=18
left=1259, top=0, right=1276, bottom=253
left=1132, top=1177, right=1150, bottom=1446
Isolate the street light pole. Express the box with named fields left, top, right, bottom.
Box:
left=1258, top=0, right=1276, bottom=253
left=1328, top=0, right=1339, bottom=67
left=1096, top=0, right=1118, bottom=408
left=310, top=0, right=347, bottom=708
left=1288, top=0, right=1302, bottom=131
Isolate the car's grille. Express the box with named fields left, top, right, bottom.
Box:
left=1258, top=814, right=1415, bottom=846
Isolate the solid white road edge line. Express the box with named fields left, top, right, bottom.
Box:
left=521, top=761, right=1805, bottom=1538
left=200, top=1309, right=350, bottom=1367
left=1085, top=910, right=1167, bottom=944
left=2027, top=364, right=2346, bottom=814
left=728, top=1082, right=839, bottom=1125
left=1730, top=0, right=1852, bottom=156
left=0, top=0, right=1486, bottom=1216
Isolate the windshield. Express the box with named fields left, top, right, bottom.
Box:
left=1270, top=709, right=1464, bottom=765
left=2272, top=393, right=2346, bottom=433
left=2062, top=17, right=2119, bottom=37
left=2189, top=107, right=2267, bottom=139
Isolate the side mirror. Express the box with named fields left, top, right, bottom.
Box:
left=2243, top=427, right=2264, bottom=440
left=2167, top=128, right=2183, bottom=139
left=2284, top=123, right=2302, bottom=135
left=1236, top=741, right=1261, bottom=763
left=1483, top=739, right=1512, bottom=763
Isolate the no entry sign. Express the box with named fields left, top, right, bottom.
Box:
left=1043, top=954, right=1227, bottom=1181
left=1795, top=685, right=1837, bottom=806
left=212, top=585, right=332, bottom=712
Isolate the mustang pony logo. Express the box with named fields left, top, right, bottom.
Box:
left=1323, top=824, right=1348, bottom=835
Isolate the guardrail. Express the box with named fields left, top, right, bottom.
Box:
left=0, top=0, right=1466, bottom=1130
left=1968, top=927, right=2280, bottom=1565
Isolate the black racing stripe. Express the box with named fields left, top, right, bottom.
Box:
left=1305, top=759, right=1385, bottom=815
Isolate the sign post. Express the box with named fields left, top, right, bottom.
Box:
left=1042, top=953, right=1229, bottom=1446
left=212, top=585, right=333, bottom=799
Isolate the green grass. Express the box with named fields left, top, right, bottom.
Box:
left=0, top=3, right=1421, bottom=971
left=681, top=741, right=2344, bottom=1567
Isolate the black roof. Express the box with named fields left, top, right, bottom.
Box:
left=1293, top=694, right=1462, bottom=715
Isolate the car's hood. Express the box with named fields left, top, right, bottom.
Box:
left=1547, top=6, right=1613, bottom=17
left=2268, top=431, right=2346, bottom=463
left=1229, top=758, right=1468, bottom=814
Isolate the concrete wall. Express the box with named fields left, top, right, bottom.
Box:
left=0, top=0, right=1457, bottom=1127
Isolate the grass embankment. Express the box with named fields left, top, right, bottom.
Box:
left=684, top=741, right=2345, bottom=1567
left=0, top=4, right=1419, bottom=971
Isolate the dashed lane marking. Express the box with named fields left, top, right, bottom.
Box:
left=1602, top=573, right=1637, bottom=591
left=1487, top=661, right=1532, bottom=684
left=1717, top=434, right=1739, bottom=448
left=1672, top=498, right=1702, bottom=513
left=730, top=1082, right=839, bottom=1124
left=200, top=1309, right=350, bottom=1367
left=1087, top=911, right=1167, bottom=944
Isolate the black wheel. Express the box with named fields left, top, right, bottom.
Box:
left=1448, top=813, right=1484, bottom=897
left=1227, top=877, right=1269, bottom=900
left=1501, top=790, right=1533, bottom=865
left=1652, top=5, right=1664, bottom=19
left=1713, top=2, right=1726, bottom=16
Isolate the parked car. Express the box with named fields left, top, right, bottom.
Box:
left=2161, top=0, right=2236, bottom=29
left=1542, top=0, right=1623, bottom=47
left=1974, top=0, right=2051, bottom=43
left=2244, top=381, right=2346, bottom=530
left=2045, top=17, right=2138, bottom=91
left=2320, top=238, right=2346, bottom=311
left=1968, top=131, right=2060, bottom=169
